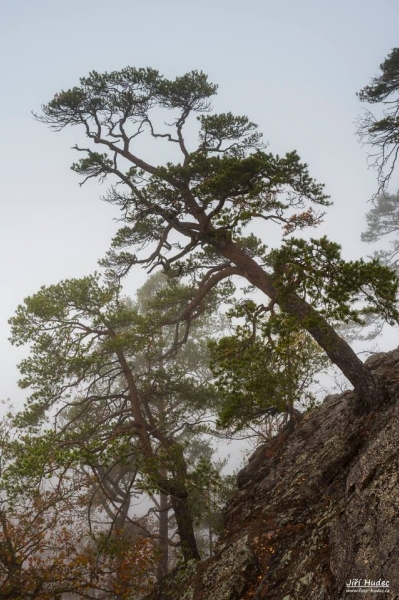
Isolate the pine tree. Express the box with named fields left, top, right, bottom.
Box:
left=358, top=48, right=399, bottom=193
left=35, top=67, right=399, bottom=411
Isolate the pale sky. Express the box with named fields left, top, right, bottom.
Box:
left=1, top=0, right=399, bottom=407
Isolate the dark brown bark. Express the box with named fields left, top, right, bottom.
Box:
left=170, top=493, right=201, bottom=562
left=159, top=453, right=200, bottom=563
left=216, top=239, right=387, bottom=411
left=156, top=474, right=200, bottom=562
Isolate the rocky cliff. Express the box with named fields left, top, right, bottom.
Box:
left=146, top=348, right=399, bottom=600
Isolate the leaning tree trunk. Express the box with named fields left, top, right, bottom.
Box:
left=217, top=239, right=387, bottom=412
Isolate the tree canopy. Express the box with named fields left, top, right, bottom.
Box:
left=0, top=409, right=158, bottom=599
left=35, top=66, right=399, bottom=411
left=9, top=273, right=234, bottom=565
left=209, top=302, right=327, bottom=432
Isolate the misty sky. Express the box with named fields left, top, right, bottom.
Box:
left=1, top=0, right=399, bottom=408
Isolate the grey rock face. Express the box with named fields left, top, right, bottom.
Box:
left=145, top=348, right=399, bottom=600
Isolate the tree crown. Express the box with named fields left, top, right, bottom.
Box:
left=37, top=67, right=330, bottom=282
left=358, top=48, right=399, bottom=192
